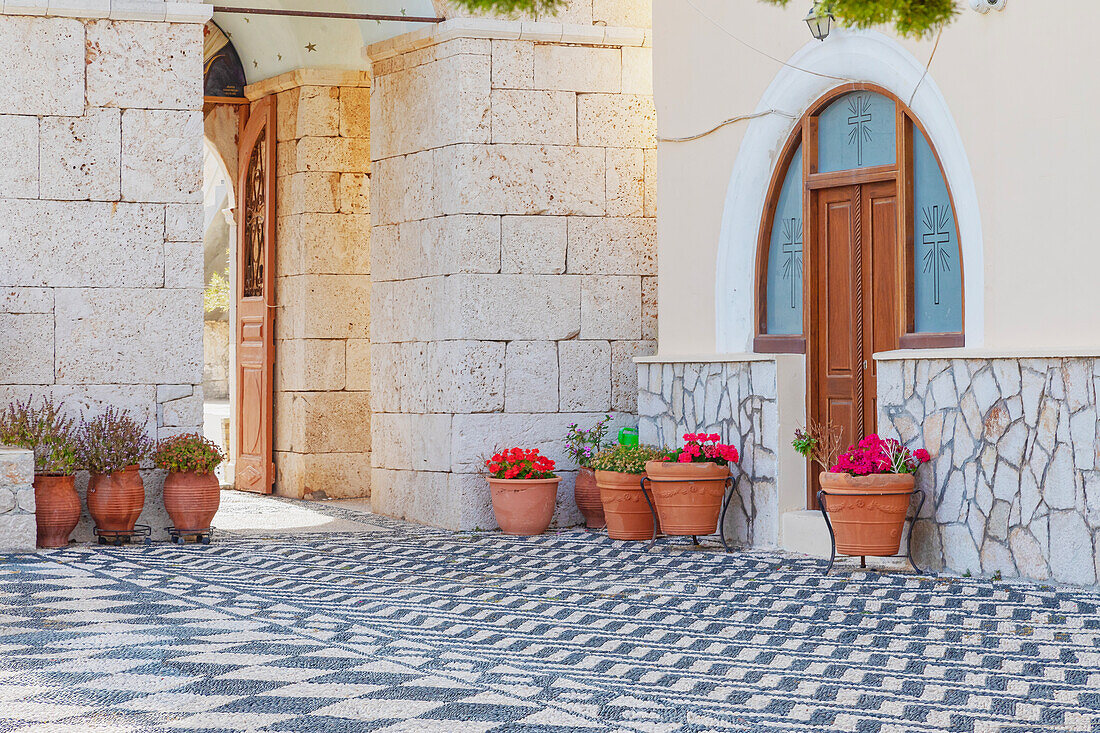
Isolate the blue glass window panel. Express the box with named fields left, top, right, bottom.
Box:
left=817, top=91, right=896, bottom=173
left=913, top=125, right=963, bottom=333
left=765, top=146, right=803, bottom=335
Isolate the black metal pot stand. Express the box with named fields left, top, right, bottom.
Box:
left=816, top=488, right=927, bottom=575
left=639, top=471, right=738, bottom=552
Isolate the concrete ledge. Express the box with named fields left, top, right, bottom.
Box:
left=245, top=68, right=372, bottom=101
left=2, top=0, right=212, bottom=22
left=875, top=347, right=1100, bottom=360
left=634, top=352, right=781, bottom=364
left=780, top=510, right=831, bottom=559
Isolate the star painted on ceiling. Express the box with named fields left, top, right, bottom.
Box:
left=252, top=60, right=258, bottom=68
left=305, top=43, right=317, bottom=52
left=277, top=54, right=283, bottom=60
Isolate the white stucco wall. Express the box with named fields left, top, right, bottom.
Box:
left=653, top=0, right=1100, bottom=355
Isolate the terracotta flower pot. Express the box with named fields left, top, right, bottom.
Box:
left=597, top=470, right=661, bottom=540
left=87, top=465, right=145, bottom=533
left=163, top=471, right=221, bottom=532
left=33, top=475, right=81, bottom=549
left=574, top=467, right=606, bottom=529
left=644, top=460, right=729, bottom=535
left=818, top=472, right=915, bottom=556
left=488, top=477, right=561, bottom=536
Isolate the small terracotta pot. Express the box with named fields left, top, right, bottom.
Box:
left=163, top=471, right=221, bottom=532
left=33, top=475, right=81, bottom=548
left=644, top=460, right=730, bottom=535
left=488, top=477, right=561, bottom=536
left=87, top=466, right=145, bottom=533
left=597, top=470, right=661, bottom=541
left=574, top=467, right=606, bottom=529
left=819, top=472, right=915, bottom=557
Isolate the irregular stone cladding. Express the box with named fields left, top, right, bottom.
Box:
left=636, top=361, right=779, bottom=548
left=255, top=72, right=373, bottom=501
left=368, top=26, right=656, bottom=531
left=0, top=446, right=35, bottom=552
left=878, top=357, right=1100, bottom=588
left=0, top=12, right=206, bottom=542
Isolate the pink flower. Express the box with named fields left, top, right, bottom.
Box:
left=677, top=452, right=692, bottom=463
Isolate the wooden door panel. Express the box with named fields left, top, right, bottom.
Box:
left=235, top=96, right=276, bottom=495
left=862, top=182, right=899, bottom=433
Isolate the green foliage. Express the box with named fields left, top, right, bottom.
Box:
left=204, top=271, right=230, bottom=314
left=0, top=397, right=80, bottom=475
left=591, top=444, right=664, bottom=475
left=446, top=0, right=564, bottom=16
left=564, top=415, right=612, bottom=469
left=77, top=408, right=154, bottom=475
left=760, top=0, right=958, bottom=39
left=154, top=433, right=226, bottom=475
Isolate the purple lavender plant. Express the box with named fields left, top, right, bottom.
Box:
left=563, top=415, right=612, bottom=469
left=76, top=407, right=154, bottom=475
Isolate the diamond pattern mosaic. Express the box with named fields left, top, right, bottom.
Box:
left=2, top=499, right=1100, bottom=732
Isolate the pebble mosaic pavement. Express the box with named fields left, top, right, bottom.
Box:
left=1, top=498, right=1100, bottom=733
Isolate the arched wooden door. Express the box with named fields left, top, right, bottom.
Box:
left=234, top=96, right=276, bottom=494
left=754, top=85, right=965, bottom=508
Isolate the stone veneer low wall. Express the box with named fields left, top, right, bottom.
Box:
left=637, top=360, right=780, bottom=548
left=878, top=356, right=1100, bottom=587
left=0, top=447, right=35, bottom=552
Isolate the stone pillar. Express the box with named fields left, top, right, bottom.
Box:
left=0, top=4, right=210, bottom=540
left=0, top=447, right=35, bottom=552
left=367, top=15, right=656, bottom=530
left=244, top=70, right=373, bottom=500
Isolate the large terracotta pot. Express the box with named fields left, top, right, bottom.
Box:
left=644, top=460, right=730, bottom=535
left=33, top=475, right=81, bottom=548
left=87, top=466, right=145, bottom=533
left=597, top=470, right=661, bottom=541
left=488, top=477, right=561, bottom=536
left=819, top=472, right=915, bottom=556
left=574, top=467, right=606, bottom=529
left=163, top=471, right=221, bottom=532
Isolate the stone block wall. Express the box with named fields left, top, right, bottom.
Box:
left=638, top=360, right=779, bottom=548
left=879, top=356, right=1100, bottom=588
left=368, top=20, right=656, bottom=530
left=0, top=447, right=35, bottom=552
left=0, top=5, right=209, bottom=542
left=247, top=71, right=373, bottom=500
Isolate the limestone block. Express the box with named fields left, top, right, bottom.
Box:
left=533, top=45, right=620, bottom=93
left=339, top=173, right=370, bottom=214
left=446, top=274, right=581, bottom=340
left=369, top=468, right=452, bottom=528
left=611, top=339, right=655, bottom=412
left=297, top=137, right=372, bottom=174
left=643, top=147, right=657, bottom=217
left=275, top=390, right=372, bottom=454
left=164, top=241, right=203, bottom=288
left=621, top=46, right=652, bottom=95
left=581, top=275, right=641, bottom=339
left=438, top=144, right=605, bottom=216
left=368, top=277, right=444, bottom=343
left=275, top=339, right=346, bottom=392
left=641, top=275, right=657, bottom=339
left=372, top=215, right=500, bottom=281
left=491, top=40, right=533, bottom=89
left=159, top=389, right=202, bottom=428
left=274, top=451, right=371, bottom=500
left=122, top=109, right=203, bottom=203
left=0, top=312, right=53, bottom=385
left=577, top=93, right=656, bottom=148
left=85, top=20, right=202, bottom=110
left=592, top=0, right=651, bottom=27
left=345, top=339, right=371, bottom=392
left=0, top=16, right=83, bottom=116
left=0, top=288, right=52, bottom=314
left=275, top=88, right=300, bottom=142
left=0, top=514, right=36, bottom=552
left=296, top=86, right=339, bottom=137
left=165, top=203, right=203, bottom=242
left=501, top=216, right=566, bottom=274
left=505, top=341, right=558, bottom=413
left=0, top=200, right=163, bottom=287
left=276, top=275, right=370, bottom=340
left=54, top=288, right=202, bottom=385
left=340, top=86, right=371, bottom=139
left=491, top=89, right=576, bottom=145
left=0, top=115, right=39, bottom=198
left=567, top=217, right=656, bottom=275
left=0, top=446, right=33, bottom=486
left=605, top=148, right=644, bottom=218
left=369, top=341, right=503, bottom=414
left=276, top=141, right=298, bottom=178
left=559, top=340, right=611, bottom=411
left=0, top=487, right=14, bottom=514
left=277, top=172, right=340, bottom=215
left=371, top=52, right=490, bottom=160
left=281, top=213, right=370, bottom=276
left=39, top=109, right=122, bottom=200
left=371, top=413, right=451, bottom=471
left=0, top=384, right=157, bottom=437
left=369, top=149, right=436, bottom=224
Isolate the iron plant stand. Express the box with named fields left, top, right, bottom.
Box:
left=167, top=526, right=216, bottom=545
left=640, top=469, right=739, bottom=552
left=94, top=524, right=152, bottom=547
left=816, top=488, right=926, bottom=575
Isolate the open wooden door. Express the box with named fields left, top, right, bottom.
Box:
left=234, top=96, right=276, bottom=494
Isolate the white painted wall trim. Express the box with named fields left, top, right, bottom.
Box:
left=1, top=0, right=212, bottom=22
left=714, top=30, right=985, bottom=352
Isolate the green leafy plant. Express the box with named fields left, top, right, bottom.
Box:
left=204, top=271, right=230, bottom=314
left=77, top=408, right=154, bottom=475
left=759, top=0, right=958, bottom=39
left=792, top=419, right=844, bottom=471
left=591, top=444, right=665, bottom=475
left=564, top=415, right=612, bottom=469
left=154, top=433, right=226, bottom=475
left=0, top=397, right=80, bottom=475
left=448, top=0, right=564, bottom=17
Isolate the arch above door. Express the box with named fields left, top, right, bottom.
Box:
left=715, top=30, right=984, bottom=352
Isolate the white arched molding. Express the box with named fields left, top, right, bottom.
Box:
left=715, top=30, right=984, bottom=352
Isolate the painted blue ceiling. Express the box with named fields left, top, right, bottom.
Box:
left=206, top=0, right=438, bottom=83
